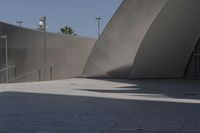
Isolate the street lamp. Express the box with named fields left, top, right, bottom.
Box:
left=38, top=16, right=47, bottom=80
left=1, top=35, right=8, bottom=83
left=17, top=20, right=23, bottom=27
left=95, top=17, right=102, bottom=38
left=38, top=16, right=47, bottom=31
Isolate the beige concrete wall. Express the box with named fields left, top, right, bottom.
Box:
left=0, top=22, right=96, bottom=82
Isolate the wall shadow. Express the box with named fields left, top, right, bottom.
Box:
left=82, top=78, right=200, bottom=100
left=0, top=91, right=200, bottom=132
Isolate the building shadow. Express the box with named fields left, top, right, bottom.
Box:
left=82, top=78, right=200, bottom=100
left=0, top=91, right=200, bottom=132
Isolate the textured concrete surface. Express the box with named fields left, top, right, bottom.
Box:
left=0, top=21, right=96, bottom=83
left=0, top=78, right=200, bottom=132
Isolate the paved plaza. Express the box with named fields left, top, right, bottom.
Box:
left=0, top=78, right=200, bottom=133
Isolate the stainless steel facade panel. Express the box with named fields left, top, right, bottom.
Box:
left=83, top=0, right=200, bottom=79
left=129, top=0, right=200, bottom=78
left=82, top=0, right=167, bottom=78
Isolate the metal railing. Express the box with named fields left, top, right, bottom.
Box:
left=0, top=65, right=55, bottom=83
left=0, top=66, right=16, bottom=73
left=8, top=65, right=54, bottom=83
left=9, top=68, right=41, bottom=83
left=0, top=66, right=16, bottom=83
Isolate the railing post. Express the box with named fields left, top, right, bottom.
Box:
left=0, top=73, right=1, bottom=83
left=39, top=69, right=41, bottom=82
left=14, top=67, right=17, bottom=79
left=50, top=65, right=53, bottom=80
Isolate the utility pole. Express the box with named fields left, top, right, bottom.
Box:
left=1, top=35, right=8, bottom=83
left=95, top=17, right=102, bottom=38
left=17, top=21, right=23, bottom=27
left=38, top=16, right=47, bottom=81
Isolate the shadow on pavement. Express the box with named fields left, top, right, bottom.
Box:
left=82, top=78, right=200, bottom=100
left=0, top=91, right=200, bottom=132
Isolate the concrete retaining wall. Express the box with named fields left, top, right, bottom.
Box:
left=0, top=22, right=96, bottom=83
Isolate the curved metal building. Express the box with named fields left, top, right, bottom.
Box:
left=83, top=0, right=200, bottom=79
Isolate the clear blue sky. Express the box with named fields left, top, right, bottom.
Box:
left=0, top=0, right=122, bottom=38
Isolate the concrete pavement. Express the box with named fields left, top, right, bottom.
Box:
left=0, top=78, right=200, bottom=132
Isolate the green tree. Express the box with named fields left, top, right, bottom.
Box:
left=60, top=26, right=77, bottom=35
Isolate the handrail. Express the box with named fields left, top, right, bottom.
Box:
left=9, top=67, right=43, bottom=83
left=9, top=65, right=54, bottom=83
left=0, top=66, right=16, bottom=73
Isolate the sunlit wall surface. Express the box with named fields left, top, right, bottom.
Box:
left=0, top=22, right=96, bottom=83
left=83, top=0, right=200, bottom=78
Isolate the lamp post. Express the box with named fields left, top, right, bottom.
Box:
left=1, top=35, right=8, bottom=83
left=17, top=21, right=23, bottom=27
left=38, top=16, right=47, bottom=81
left=95, top=17, right=102, bottom=38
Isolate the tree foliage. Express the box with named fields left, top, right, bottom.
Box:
left=60, top=26, right=77, bottom=35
